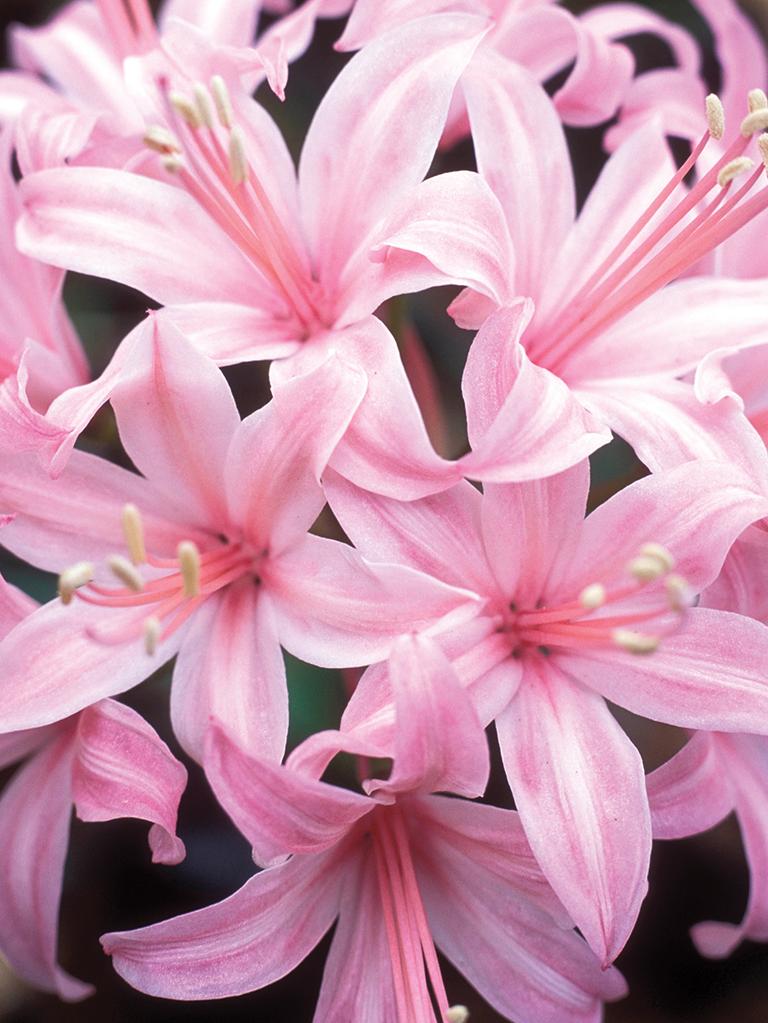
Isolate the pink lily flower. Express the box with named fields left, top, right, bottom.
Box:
left=0, top=571, right=187, bottom=1001
left=336, top=0, right=636, bottom=133
left=0, top=316, right=476, bottom=759
left=322, top=458, right=768, bottom=965
left=102, top=633, right=627, bottom=1021
left=446, top=60, right=768, bottom=475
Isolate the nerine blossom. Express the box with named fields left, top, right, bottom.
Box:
left=323, top=459, right=768, bottom=964
left=103, top=634, right=627, bottom=1022
left=0, top=318, right=475, bottom=759
left=0, top=571, right=186, bottom=1001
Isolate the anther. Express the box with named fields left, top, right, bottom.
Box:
left=170, top=90, right=201, bottom=129
left=665, top=574, right=693, bottom=611
left=579, top=583, right=606, bottom=610
left=718, top=157, right=755, bottom=188
left=144, top=125, right=180, bottom=154
left=639, top=543, right=675, bottom=571
left=58, top=562, right=94, bottom=605
left=162, top=154, right=184, bottom=175
left=741, top=108, right=768, bottom=137
left=144, top=616, right=161, bottom=655
left=758, top=134, right=768, bottom=172
left=446, top=1008, right=469, bottom=1023
left=628, top=555, right=666, bottom=582
left=178, top=541, right=201, bottom=598
left=706, top=94, right=725, bottom=140
left=228, top=126, right=249, bottom=186
left=210, top=75, right=233, bottom=129
left=193, top=83, right=215, bottom=130
left=107, top=555, right=145, bottom=592
left=122, top=504, right=146, bottom=564
left=749, top=88, right=768, bottom=113
left=613, top=629, right=660, bottom=655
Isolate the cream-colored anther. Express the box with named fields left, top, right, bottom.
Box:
left=178, top=541, right=201, bottom=598
left=193, top=83, right=215, bottom=129
left=144, top=125, right=180, bottom=154
left=741, top=108, right=768, bottom=136
left=144, top=616, right=162, bottom=655
left=718, top=156, right=755, bottom=187
left=759, top=134, right=768, bottom=173
left=613, top=629, right=660, bottom=655
left=210, top=75, right=234, bottom=129
left=749, top=88, right=768, bottom=113
left=58, top=562, right=94, bottom=605
left=706, top=94, right=725, bottom=140
left=665, top=573, right=692, bottom=612
left=579, top=583, right=606, bottom=610
left=162, top=154, right=184, bottom=175
left=107, top=555, right=145, bottom=592
left=228, top=126, right=249, bottom=186
left=446, top=1008, right=469, bottom=1023
left=170, top=90, right=201, bottom=129
left=122, top=503, right=146, bottom=565
left=628, top=555, right=666, bottom=582
left=639, top=543, right=675, bottom=572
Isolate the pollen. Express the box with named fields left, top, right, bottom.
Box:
left=210, top=75, right=234, bottom=128
left=143, top=125, right=180, bottom=154
left=639, top=543, right=675, bottom=571
left=178, top=541, right=201, bottom=598
left=228, top=126, right=249, bottom=187
left=193, top=83, right=215, bottom=129
left=107, top=554, right=145, bottom=592
left=705, top=94, right=725, bottom=140
left=748, top=88, right=768, bottom=113
left=718, top=156, right=755, bottom=188
left=169, top=90, right=201, bottom=129
left=122, top=503, right=146, bottom=564
left=741, top=108, right=768, bottom=137
left=613, top=629, right=660, bottom=655
left=579, top=582, right=606, bottom=609
left=58, top=562, right=95, bottom=605
left=144, top=616, right=162, bottom=656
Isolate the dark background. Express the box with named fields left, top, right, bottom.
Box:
left=1, top=1, right=768, bottom=1019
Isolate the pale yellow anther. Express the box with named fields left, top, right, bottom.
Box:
left=628, top=555, right=665, bottom=582
left=228, top=126, right=249, bottom=186
left=58, top=562, right=94, bottom=605
left=665, top=573, right=692, bottom=612
left=718, top=156, right=755, bottom=188
left=144, top=616, right=162, bottom=656
left=579, top=583, right=606, bottom=610
left=758, top=134, right=768, bottom=173
left=613, top=629, right=660, bottom=655
left=748, top=88, right=768, bottom=113
left=170, top=90, right=201, bottom=129
left=107, top=555, right=145, bottom=592
left=446, top=1008, right=469, bottom=1023
left=639, top=543, right=675, bottom=572
left=193, top=82, right=215, bottom=130
left=741, top=108, right=768, bottom=136
left=210, top=75, right=234, bottom=129
left=122, top=504, right=146, bottom=565
left=706, top=94, right=725, bottom=140
left=143, top=125, right=180, bottom=154
left=178, top=541, right=201, bottom=598
left=162, top=154, right=184, bottom=175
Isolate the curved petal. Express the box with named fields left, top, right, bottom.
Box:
left=0, top=572, right=37, bottom=637
left=647, top=732, right=733, bottom=840
left=497, top=658, right=650, bottom=966
left=72, top=700, right=187, bottom=865
left=102, top=845, right=348, bottom=998
left=157, top=302, right=300, bottom=365
left=171, top=585, right=287, bottom=763
left=160, top=0, right=261, bottom=45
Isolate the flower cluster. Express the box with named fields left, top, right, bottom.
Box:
left=0, top=0, right=767, bottom=1019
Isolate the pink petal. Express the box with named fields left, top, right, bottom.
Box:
left=0, top=727, right=93, bottom=1001
left=204, top=723, right=370, bottom=867
left=72, top=700, right=187, bottom=865
left=157, top=303, right=301, bottom=365
left=704, top=535, right=768, bottom=622
left=497, top=659, right=650, bottom=965
left=336, top=0, right=466, bottom=51
left=564, top=608, right=768, bottom=733
left=298, top=13, right=486, bottom=296
left=160, top=0, right=262, bottom=45
left=226, top=352, right=366, bottom=554
left=647, top=732, right=733, bottom=840
left=102, top=845, right=348, bottom=998
left=171, top=585, right=288, bottom=763
left=266, top=533, right=479, bottom=668
left=0, top=572, right=37, bottom=637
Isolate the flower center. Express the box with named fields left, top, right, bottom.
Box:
left=144, top=77, right=327, bottom=337
left=527, top=90, right=768, bottom=373
left=95, top=0, right=158, bottom=59
left=57, top=503, right=256, bottom=652
left=500, top=542, right=691, bottom=657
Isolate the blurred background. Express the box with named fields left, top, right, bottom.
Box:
left=0, top=0, right=767, bottom=1019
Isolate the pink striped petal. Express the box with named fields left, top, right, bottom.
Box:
left=647, top=732, right=733, bottom=840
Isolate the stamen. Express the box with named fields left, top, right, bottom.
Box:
left=178, top=541, right=201, bottom=598
left=144, top=615, right=161, bottom=655
left=665, top=574, right=693, bottom=611
left=446, top=1009, right=469, bottom=1023
left=144, top=125, right=180, bottom=154
left=579, top=583, right=606, bottom=609
left=741, top=109, right=768, bottom=137
left=58, top=562, right=94, bottom=605
left=718, top=157, right=755, bottom=188
left=706, top=94, right=725, bottom=140
left=107, top=555, right=145, bottom=592
left=228, top=126, right=249, bottom=187
left=162, top=154, right=184, bottom=174
left=758, top=134, right=768, bottom=172
left=748, top=88, right=768, bottom=113
left=210, top=75, right=234, bottom=129
left=613, top=629, right=660, bottom=655
left=628, top=555, right=666, bottom=582
left=639, top=543, right=675, bottom=571
left=122, top=504, right=146, bottom=564
left=170, top=90, right=201, bottom=130
left=193, top=83, right=215, bottom=130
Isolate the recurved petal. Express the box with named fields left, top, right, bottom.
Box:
left=647, top=732, right=733, bottom=839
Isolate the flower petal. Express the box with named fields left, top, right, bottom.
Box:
left=647, top=732, right=733, bottom=840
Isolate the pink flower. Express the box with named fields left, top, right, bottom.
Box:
left=324, top=459, right=768, bottom=964
left=0, top=571, right=186, bottom=1001
left=0, top=316, right=476, bottom=759
left=102, top=634, right=626, bottom=1021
